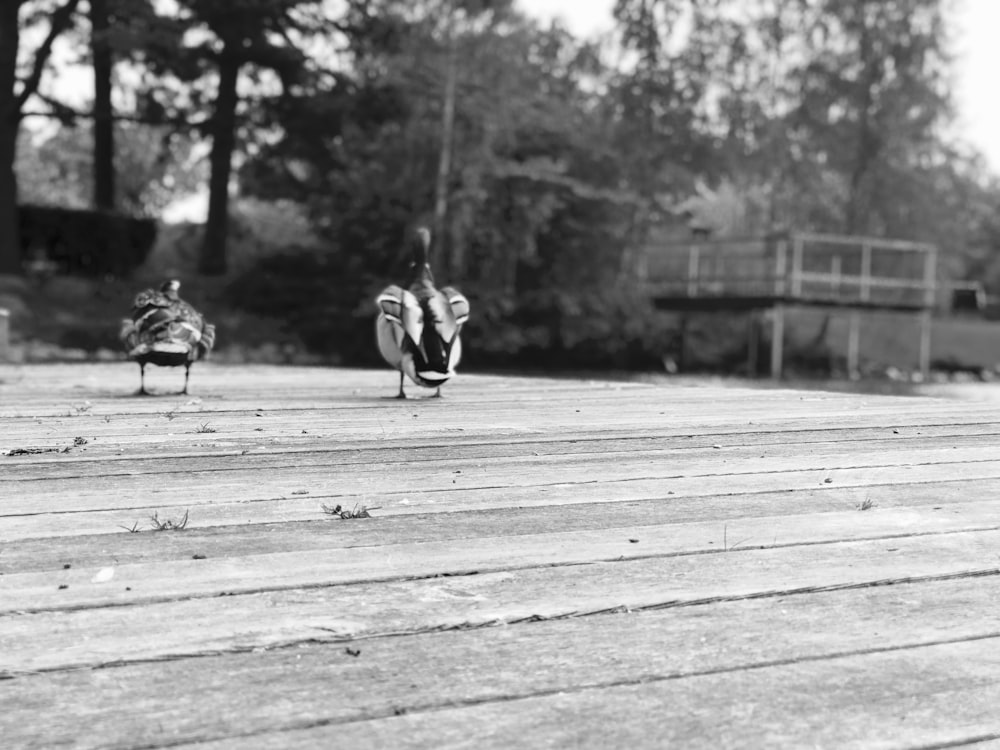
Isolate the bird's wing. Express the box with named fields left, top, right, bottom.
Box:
left=441, top=287, right=470, bottom=326
left=376, top=285, right=405, bottom=321
left=424, top=290, right=457, bottom=344
left=125, top=291, right=211, bottom=359
left=377, top=286, right=423, bottom=345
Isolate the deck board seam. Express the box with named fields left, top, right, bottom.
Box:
left=5, top=545, right=998, bottom=619
left=5, top=473, right=1000, bottom=523
left=6, top=430, right=1000, bottom=474
left=6, top=455, right=1000, bottom=491
left=5, top=573, right=1000, bottom=683
left=28, top=631, right=1000, bottom=749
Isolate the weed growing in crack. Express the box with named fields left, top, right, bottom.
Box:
left=150, top=510, right=190, bottom=531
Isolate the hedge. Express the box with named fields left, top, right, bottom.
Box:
left=19, top=205, right=157, bottom=278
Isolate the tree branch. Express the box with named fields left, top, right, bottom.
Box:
left=21, top=99, right=210, bottom=132
left=16, top=0, right=83, bottom=111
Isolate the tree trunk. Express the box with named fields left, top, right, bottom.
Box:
left=90, top=0, right=114, bottom=211
left=845, top=3, right=878, bottom=235
left=433, top=8, right=457, bottom=276
left=199, top=51, right=240, bottom=276
left=0, top=1, right=21, bottom=275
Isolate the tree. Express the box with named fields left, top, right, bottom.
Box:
left=793, top=0, right=953, bottom=236
left=89, top=0, right=114, bottom=209
left=137, top=0, right=332, bottom=275
left=0, top=0, right=82, bottom=274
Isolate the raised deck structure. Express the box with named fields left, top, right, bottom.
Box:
left=642, top=232, right=938, bottom=376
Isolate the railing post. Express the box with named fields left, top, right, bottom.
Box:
left=860, top=242, right=872, bottom=303
left=791, top=235, right=803, bottom=298
left=687, top=245, right=700, bottom=297
left=923, top=245, right=937, bottom=308
left=774, top=236, right=788, bottom=297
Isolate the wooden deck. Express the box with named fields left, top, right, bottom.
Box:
left=3, top=362, right=1000, bottom=749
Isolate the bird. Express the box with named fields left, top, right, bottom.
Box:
left=119, top=279, right=216, bottom=395
left=375, top=227, right=469, bottom=399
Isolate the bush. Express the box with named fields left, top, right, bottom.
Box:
left=461, top=285, right=679, bottom=372
left=19, top=205, right=156, bottom=278
left=225, top=248, right=380, bottom=365
left=226, top=246, right=681, bottom=371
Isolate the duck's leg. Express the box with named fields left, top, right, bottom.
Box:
left=395, top=371, right=407, bottom=399
left=181, top=363, right=191, bottom=395
left=432, top=387, right=442, bottom=398
left=137, top=363, right=149, bottom=396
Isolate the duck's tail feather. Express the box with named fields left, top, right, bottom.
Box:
left=198, top=323, right=216, bottom=358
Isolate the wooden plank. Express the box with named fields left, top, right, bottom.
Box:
left=3, top=478, right=994, bottom=571
left=6, top=422, right=1000, bottom=479
left=5, top=499, right=1000, bottom=614
left=2, top=575, right=998, bottom=750
left=192, top=638, right=1000, bottom=750
left=7, top=448, right=1000, bottom=528
left=3, top=528, right=999, bottom=673
left=5, top=362, right=1000, bottom=748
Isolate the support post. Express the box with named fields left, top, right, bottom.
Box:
left=918, top=309, right=932, bottom=379
left=847, top=310, right=861, bottom=380
left=770, top=304, right=784, bottom=379
left=0, top=307, right=9, bottom=361
left=677, top=314, right=688, bottom=372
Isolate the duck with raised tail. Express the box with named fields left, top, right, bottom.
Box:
left=119, top=279, right=216, bottom=395
left=375, top=227, right=470, bottom=398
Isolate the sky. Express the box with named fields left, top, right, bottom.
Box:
left=519, top=0, right=1000, bottom=173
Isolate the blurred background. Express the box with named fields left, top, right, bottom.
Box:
left=1, top=0, right=999, bottom=381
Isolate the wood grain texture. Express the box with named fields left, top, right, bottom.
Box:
left=2, top=363, right=1000, bottom=748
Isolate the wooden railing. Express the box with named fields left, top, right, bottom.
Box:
left=642, top=232, right=938, bottom=311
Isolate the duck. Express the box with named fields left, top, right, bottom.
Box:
left=375, top=227, right=469, bottom=398
left=119, top=279, right=216, bottom=395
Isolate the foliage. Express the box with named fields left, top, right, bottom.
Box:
left=461, top=285, right=677, bottom=370
left=224, top=247, right=380, bottom=364
left=5, top=0, right=1000, bottom=372
left=16, top=123, right=205, bottom=216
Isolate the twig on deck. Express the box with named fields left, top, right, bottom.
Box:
left=321, top=503, right=380, bottom=520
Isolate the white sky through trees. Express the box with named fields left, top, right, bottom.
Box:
left=522, top=0, right=1000, bottom=173
left=24, top=0, right=1000, bottom=223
